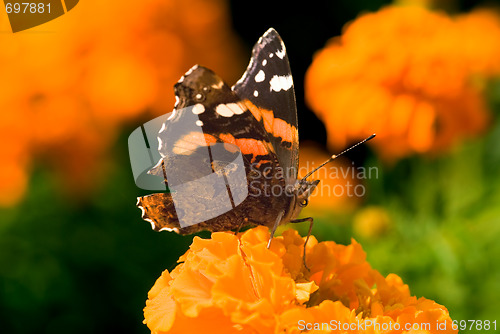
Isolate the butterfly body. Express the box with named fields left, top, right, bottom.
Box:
left=137, top=28, right=319, bottom=236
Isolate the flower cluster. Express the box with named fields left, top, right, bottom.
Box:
left=144, top=226, right=456, bottom=333
left=305, top=6, right=500, bottom=162
left=0, top=0, right=243, bottom=206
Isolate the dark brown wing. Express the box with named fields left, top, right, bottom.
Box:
left=232, top=28, right=299, bottom=186
left=152, top=65, right=277, bottom=177
left=137, top=54, right=292, bottom=234
left=137, top=154, right=289, bottom=234
left=137, top=193, right=245, bottom=235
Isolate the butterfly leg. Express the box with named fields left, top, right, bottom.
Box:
left=267, top=210, right=285, bottom=249
left=290, top=217, right=314, bottom=271
left=234, top=218, right=248, bottom=235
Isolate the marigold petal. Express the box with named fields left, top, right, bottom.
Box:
left=295, top=281, right=319, bottom=304
left=170, top=267, right=214, bottom=317
left=148, top=270, right=173, bottom=300
left=144, top=288, right=177, bottom=333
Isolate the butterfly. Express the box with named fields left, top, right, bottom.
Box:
left=136, top=28, right=374, bottom=265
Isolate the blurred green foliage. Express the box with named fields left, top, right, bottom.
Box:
left=0, top=133, right=195, bottom=334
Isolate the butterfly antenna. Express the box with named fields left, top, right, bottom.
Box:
left=301, top=134, right=376, bottom=181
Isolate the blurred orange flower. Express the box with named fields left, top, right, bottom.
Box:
left=305, top=6, right=500, bottom=162
left=144, top=226, right=457, bottom=333
left=298, top=142, right=361, bottom=213
left=353, top=206, right=392, bottom=240
left=0, top=0, right=244, bottom=206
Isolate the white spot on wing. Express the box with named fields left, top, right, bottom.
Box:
left=262, top=59, right=267, bottom=66
left=253, top=90, right=259, bottom=97
left=269, top=53, right=274, bottom=58
left=276, top=48, right=286, bottom=59
left=234, top=76, right=245, bottom=88
left=167, top=110, right=176, bottom=120
left=263, top=28, right=274, bottom=37
left=196, top=120, right=203, bottom=126
left=158, top=136, right=163, bottom=151
left=211, top=80, right=224, bottom=89
left=184, top=65, right=199, bottom=76
left=147, top=159, right=163, bottom=175
left=159, top=226, right=179, bottom=232
left=248, top=55, right=254, bottom=69
left=270, top=75, right=293, bottom=92
left=174, top=96, right=180, bottom=107
left=192, top=103, right=205, bottom=115
left=216, top=104, right=235, bottom=117
left=137, top=199, right=157, bottom=231
left=144, top=217, right=157, bottom=231
left=255, top=70, right=265, bottom=83
left=159, top=122, right=166, bottom=133
left=226, top=102, right=245, bottom=115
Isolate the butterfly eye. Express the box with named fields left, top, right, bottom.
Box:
left=194, top=93, right=205, bottom=102
left=300, top=199, right=308, bottom=207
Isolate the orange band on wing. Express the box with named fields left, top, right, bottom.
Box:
left=242, top=99, right=296, bottom=143
left=244, top=99, right=263, bottom=122
left=273, top=118, right=296, bottom=143
left=235, top=138, right=269, bottom=157
left=219, top=133, right=237, bottom=145
left=219, top=132, right=269, bottom=157
left=204, top=134, right=218, bottom=144
left=243, top=99, right=273, bottom=133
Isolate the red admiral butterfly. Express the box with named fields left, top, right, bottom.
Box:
left=136, top=28, right=374, bottom=265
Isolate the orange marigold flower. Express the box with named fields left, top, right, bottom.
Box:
left=0, top=0, right=243, bottom=206
left=144, top=226, right=457, bottom=333
left=305, top=6, right=500, bottom=162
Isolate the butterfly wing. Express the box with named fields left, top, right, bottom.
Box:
left=138, top=191, right=267, bottom=235
left=232, top=28, right=299, bottom=186
left=138, top=65, right=288, bottom=233
left=150, top=65, right=277, bottom=179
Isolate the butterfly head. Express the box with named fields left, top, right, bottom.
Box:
left=174, top=65, right=232, bottom=108
left=288, top=134, right=377, bottom=219
left=289, top=178, right=320, bottom=218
